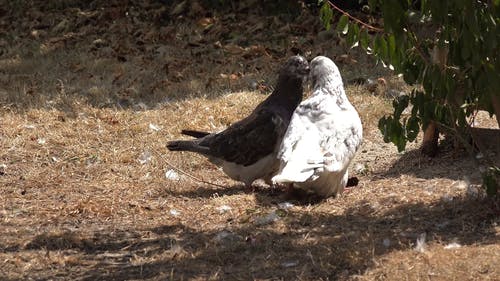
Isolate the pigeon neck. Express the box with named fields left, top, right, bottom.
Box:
left=313, top=77, right=345, bottom=96
left=272, top=76, right=304, bottom=107
left=314, top=77, right=349, bottom=106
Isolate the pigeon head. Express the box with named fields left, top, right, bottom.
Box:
left=279, top=55, right=310, bottom=80
left=264, top=55, right=309, bottom=113
left=309, top=56, right=343, bottom=91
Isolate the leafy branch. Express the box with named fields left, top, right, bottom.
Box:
left=323, top=0, right=383, bottom=32
left=319, top=0, right=500, bottom=196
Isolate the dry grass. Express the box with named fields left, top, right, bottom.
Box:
left=1, top=86, right=498, bottom=280
left=1, top=2, right=499, bottom=280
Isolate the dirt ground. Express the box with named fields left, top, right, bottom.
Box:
left=1, top=1, right=499, bottom=280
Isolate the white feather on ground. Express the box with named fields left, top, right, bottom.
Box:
left=272, top=56, right=363, bottom=197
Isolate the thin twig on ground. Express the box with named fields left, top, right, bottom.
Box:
left=154, top=149, right=227, bottom=188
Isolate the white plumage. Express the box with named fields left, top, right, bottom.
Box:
left=272, top=56, right=363, bottom=197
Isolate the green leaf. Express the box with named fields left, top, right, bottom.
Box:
left=396, top=136, right=407, bottom=152
left=375, top=35, right=388, bottom=61
left=381, top=0, right=405, bottom=34
left=378, top=116, right=392, bottom=143
left=319, top=3, right=333, bottom=30
left=406, top=116, right=420, bottom=141
left=347, top=23, right=360, bottom=48
left=422, top=66, right=433, bottom=94
left=465, top=10, right=480, bottom=35
left=388, top=34, right=396, bottom=59
left=461, top=28, right=473, bottom=61
left=393, top=95, right=409, bottom=119
left=429, top=1, right=447, bottom=23
left=457, top=109, right=467, bottom=127
left=402, top=59, right=419, bottom=85
left=360, top=0, right=498, bottom=183
left=410, top=89, right=424, bottom=116
left=379, top=115, right=409, bottom=152
left=360, top=29, right=369, bottom=49
left=420, top=0, right=429, bottom=15
left=482, top=166, right=499, bottom=197
left=391, top=121, right=407, bottom=152
left=352, top=22, right=360, bottom=46
left=387, top=33, right=399, bottom=69
left=484, top=26, right=497, bottom=54
left=336, top=14, right=349, bottom=34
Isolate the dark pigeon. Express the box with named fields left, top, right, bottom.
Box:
left=167, top=55, right=310, bottom=186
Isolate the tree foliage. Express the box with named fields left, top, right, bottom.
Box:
left=320, top=0, right=499, bottom=195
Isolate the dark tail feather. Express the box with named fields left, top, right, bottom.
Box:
left=166, top=140, right=209, bottom=154
left=181, top=129, right=210, bottom=138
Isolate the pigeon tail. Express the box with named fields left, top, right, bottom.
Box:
left=181, top=129, right=210, bottom=138
left=166, top=140, right=209, bottom=154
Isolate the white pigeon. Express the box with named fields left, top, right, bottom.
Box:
left=167, top=56, right=310, bottom=187
left=272, top=56, right=363, bottom=197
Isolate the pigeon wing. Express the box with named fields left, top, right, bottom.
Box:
left=274, top=97, right=327, bottom=183
left=274, top=91, right=363, bottom=184
left=319, top=106, right=363, bottom=173
left=200, top=108, right=287, bottom=166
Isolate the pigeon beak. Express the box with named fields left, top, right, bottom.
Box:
left=301, top=65, right=310, bottom=75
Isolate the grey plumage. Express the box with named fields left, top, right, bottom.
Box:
left=167, top=55, right=310, bottom=186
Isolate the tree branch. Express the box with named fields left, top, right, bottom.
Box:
left=326, top=1, right=384, bottom=32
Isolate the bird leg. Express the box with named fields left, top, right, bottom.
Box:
left=245, top=183, right=258, bottom=193
left=274, top=183, right=295, bottom=195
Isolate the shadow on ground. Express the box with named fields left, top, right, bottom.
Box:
left=13, top=195, right=498, bottom=280
left=0, top=0, right=391, bottom=113
left=380, top=134, right=500, bottom=183
left=0, top=1, right=313, bottom=113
